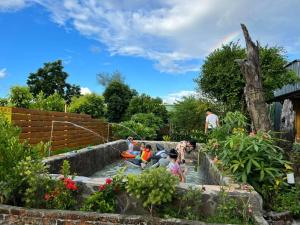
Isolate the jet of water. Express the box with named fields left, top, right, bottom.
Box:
left=49, top=121, right=113, bottom=156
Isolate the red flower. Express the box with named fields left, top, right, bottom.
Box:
left=99, top=184, right=106, bottom=191
left=44, top=193, right=50, bottom=201
left=63, top=178, right=78, bottom=191
left=105, top=178, right=112, bottom=184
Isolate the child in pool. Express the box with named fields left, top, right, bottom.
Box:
left=140, top=144, right=153, bottom=168
left=167, top=149, right=184, bottom=182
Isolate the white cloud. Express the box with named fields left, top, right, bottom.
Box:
left=162, top=90, right=200, bottom=104
left=0, top=0, right=30, bottom=11
left=3, top=0, right=300, bottom=72
left=0, top=68, right=7, bottom=78
left=80, top=87, right=92, bottom=95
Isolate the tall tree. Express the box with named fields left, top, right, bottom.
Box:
left=27, top=60, right=81, bottom=102
left=103, top=80, right=134, bottom=122
left=236, top=24, right=271, bottom=131
left=97, top=71, right=125, bottom=87
left=196, top=42, right=298, bottom=111
left=126, top=94, right=169, bottom=122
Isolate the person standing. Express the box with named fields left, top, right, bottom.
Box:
left=205, top=109, right=219, bottom=134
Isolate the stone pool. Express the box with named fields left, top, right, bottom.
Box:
left=90, top=160, right=208, bottom=185
left=41, top=140, right=267, bottom=224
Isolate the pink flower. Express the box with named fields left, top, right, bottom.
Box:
left=99, top=184, right=106, bottom=191
left=44, top=193, right=50, bottom=201
left=105, top=178, right=112, bottom=185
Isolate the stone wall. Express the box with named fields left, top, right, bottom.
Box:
left=0, top=204, right=234, bottom=225
left=43, top=140, right=127, bottom=176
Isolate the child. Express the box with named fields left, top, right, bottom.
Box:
left=127, top=137, right=135, bottom=153
left=167, top=149, right=184, bottom=182
left=140, top=144, right=153, bottom=167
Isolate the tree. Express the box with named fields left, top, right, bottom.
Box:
left=196, top=42, right=298, bottom=111
left=27, top=60, right=80, bottom=102
left=169, top=96, right=219, bottom=141
left=9, top=86, right=33, bottom=108
left=236, top=24, right=271, bottom=131
left=68, top=93, right=106, bottom=118
left=31, top=92, right=65, bottom=112
left=97, top=71, right=125, bottom=87
left=64, top=84, right=81, bottom=104
left=126, top=94, right=169, bottom=122
left=103, top=80, right=134, bottom=122
left=0, top=98, right=8, bottom=106
left=131, top=113, right=163, bottom=131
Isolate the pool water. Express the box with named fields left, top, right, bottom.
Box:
left=90, top=160, right=207, bottom=185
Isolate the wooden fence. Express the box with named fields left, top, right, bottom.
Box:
left=0, top=107, right=110, bottom=151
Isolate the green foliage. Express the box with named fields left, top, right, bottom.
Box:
left=31, top=92, right=65, bottom=112
left=103, top=80, right=135, bottom=122
left=112, top=120, right=156, bottom=140
left=131, top=113, right=163, bottom=131
left=68, top=93, right=106, bottom=118
left=27, top=60, right=80, bottom=102
left=9, top=85, right=33, bottom=108
left=162, top=135, right=171, bottom=142
left=160, top=187, right=203, bottom=220
left=97, top=70, right=125, bottom=87
left=126, top=167, right=178, bottom=214
left=81, top=190, right=116, bottom=213
left=81, top=169, right=127, bottom=213
left=208, top=111, right=248, bottom=143
left=0, top=98, right=8, bottom=106
left=273, top=185, right=300, bottom=216
left=220, top=132, right=288, bottom=194
left=170, top=96, right=220, bottom=142
left=44, top=160, right=78, bottom=210
left=15, top=156, right=51, bottom=208
left=0, top=115, right=38, bottom=185
left=196, top=42, right=299, bottom=111
left=206, top=188, right=253, bottom=224
left=126, top=94, right=168, bottom=122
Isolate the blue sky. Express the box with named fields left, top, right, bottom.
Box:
left=1, top=0, right=300, bottom=103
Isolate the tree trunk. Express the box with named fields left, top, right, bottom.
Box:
left=236, top=24, right=271, bottom=132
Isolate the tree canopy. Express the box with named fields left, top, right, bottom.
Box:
left=27, top=60, right=81, bottom=103
left=126, top=94, right=168, bottom=122
left=68, top=93, right=106, bottom=119
left=103, top=80, right=135, bottom=122
left=97, top=71, right=125, bottom=87
left=196, top=42, right=298, bottom=111
left=9, top=86, right=33, bottom=108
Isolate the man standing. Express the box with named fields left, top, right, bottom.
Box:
left=205, top=109, right=219, bottom=134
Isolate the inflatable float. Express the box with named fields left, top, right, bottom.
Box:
left=120, top=151, right=136, bottom=159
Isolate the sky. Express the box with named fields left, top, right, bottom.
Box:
left=0, top=0, right=300, bottom=104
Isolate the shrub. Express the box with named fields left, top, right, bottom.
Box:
left=273, top=185, right=300, bottom=216
left=160, top=187, right=203, bottom=220
left=220, top=131, right=289, bottom=195
left=81, top=168, right=126, bottom=213
left=206, top=188, right=253, bottom=224
left=31, top=92, right=65, bottom=112
left=0, top=115, right=40, bottom=204
left=68, top=93, right=105, bottom=118
left=9, top=86, right=33, bottom=108
left=112, top=120, right=156, bottom=140
left=44, top=161, right=78, bottom=210
left=126, top=167, right=178, bottom=214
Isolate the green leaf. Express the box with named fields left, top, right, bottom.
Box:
left=246, top=160, right=252, bottom=174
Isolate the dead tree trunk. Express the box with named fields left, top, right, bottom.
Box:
left=236, top=24, right=271, bottom=132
